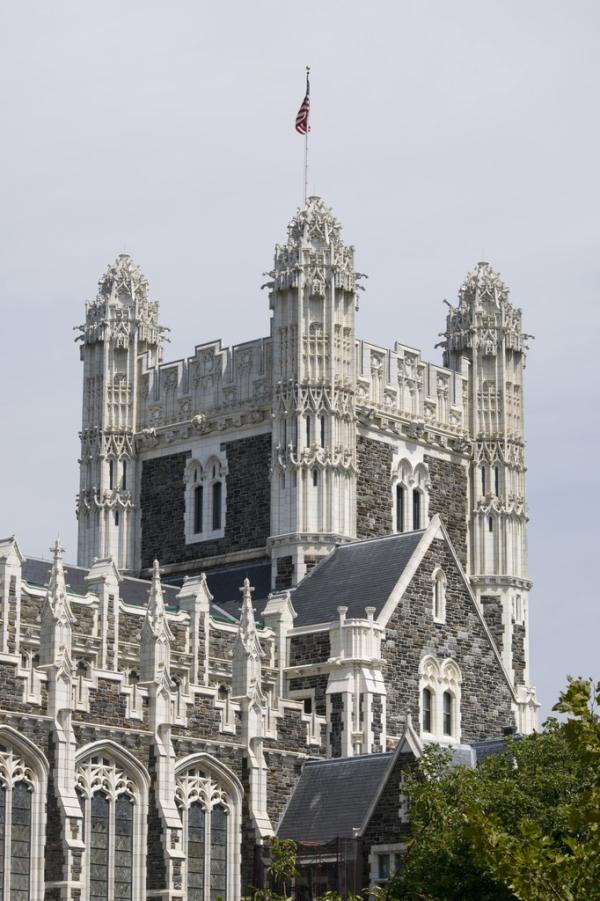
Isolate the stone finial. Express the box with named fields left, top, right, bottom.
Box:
left=141, top=559, right=173, bottom=681
left=145, top=559, right=168, bottom=637
left=238, top=578, right=259, bottom=649
left=47, top=538, right=74, bottom=626
left=232, top=579, right=265, bottom=699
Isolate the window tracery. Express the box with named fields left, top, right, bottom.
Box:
left=76, top=747, right=148, bottom=901
left=175, top=756, right=242, bottom=901
left=0, top=729, right=47, bottom=901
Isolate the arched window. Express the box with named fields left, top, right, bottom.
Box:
left=443, top=691, right=453, bottom=735
left=432, top=567, right=447, bottom=623
left=76, top=745, right=148, bottom=901
left=0, top=728, right=48, bottom=900
left=184, top=457, right=226, bottom=543
left=175, top=756, right=242, bottom=901
left=395, top=485, right=405, bottom=533
left=412, top=489, right=421, bottom=530
left=419, top=657, right=462, bottom=741
left=422, top=688, right=432, bottom=733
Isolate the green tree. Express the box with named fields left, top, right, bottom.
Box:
left=398, top=678, right=600, bottom=901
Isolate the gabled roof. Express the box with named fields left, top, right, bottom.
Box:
left=290, top=530, right=425, bottom=627
left=277, top=753, right=393, bottom=843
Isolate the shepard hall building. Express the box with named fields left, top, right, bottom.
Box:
left=0, top=196, right=538, bottom=899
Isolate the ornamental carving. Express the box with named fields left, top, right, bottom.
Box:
left=175, top=769, right=231, bottom=812
left=0, top=747, right=34, bottom=789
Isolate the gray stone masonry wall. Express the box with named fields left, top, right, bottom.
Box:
left=265, top=752, right=305, bottom=828
left=74, top=677, right=149, bottom=730
left=329, top=693, right=344, bottom=757
left=263, top=709, right=308, bottom=752
left=171, top=693, right=223, bottom=739
left=512, top=623, right=527, bottom=686
left=140, top=432, right=271, bottom=569
left=383, top=537, right=514, bottom=742
left=289, top=632, right=330, bottom=666
left=275, top=556, right=294, bottom=590
left=481, top=595, right=504, bottom=655
left=424, top=454, right=468, bottom=567
left=288, top=674, right=328, bottom=716
left=0, top=661, right=46, bottom=714
left=359, top=751, right=414, bottom=878
left=356, top=436, right=394, bottom=539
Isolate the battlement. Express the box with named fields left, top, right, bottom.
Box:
left=356, top=339, right=469, bottom=436
left=138, top=335, right=273, bottom=430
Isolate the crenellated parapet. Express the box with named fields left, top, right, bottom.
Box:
left=356, top=339, right=469, bottom=445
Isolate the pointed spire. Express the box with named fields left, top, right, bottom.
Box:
left=47, top=538, right=74, bottom=625
left=239, top=577, right=257, bottom=645
left=145, top=559, right=170, bottom=638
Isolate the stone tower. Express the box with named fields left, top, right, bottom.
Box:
left=442, top=262, right=536, bottom=727
left=76, top=254, right=164, bottom=571
left=267, top=197, right=361, bottom=587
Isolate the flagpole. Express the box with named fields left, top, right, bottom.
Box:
left=304, top=66, right=310, bottom=204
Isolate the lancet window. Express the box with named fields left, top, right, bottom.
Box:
left=176, top=761, right=240, bottom=901
left=76, top=751, right=147, bottom=901
left=0, top=730, right=47, bottom=901
left=432, top=567, right=447, bottom=623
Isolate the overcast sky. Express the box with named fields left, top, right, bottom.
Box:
left=1, top=1, right=598, bottom=719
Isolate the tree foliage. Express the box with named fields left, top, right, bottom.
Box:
left=399, top=677, right=600, bottom=900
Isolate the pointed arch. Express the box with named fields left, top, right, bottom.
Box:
left=184, top=451, right=227, bottom=543
left=175, top=752, right=242, bottom=901
left=75, top=740, right=148, bottom=901
left=431, top=566, right=447, bottom=623
left=0, top=725, right=48, bottom=900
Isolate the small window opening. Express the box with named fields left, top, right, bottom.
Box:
left=303, top=697, right=312, bottom=715
left=488, top=516, right=493, bottom=532
left=109, top=459, right=114, bottom=490
left=396, top=485, right=405, bottom=532
left=413, top=489, right=421, bottom=530
left=306, top=415, right=311, bottom=446
left=443, top=691, right=453, bottom=735
left=312, top=469, right=318, bottom=487
left=494, top=466, right=500, bottom=496
left=422, top=687, right=432, bottom=732
left=114, top=509, right=119, bottom=526
left=320, top=415, right=326, bottom=448
left=212, top=482, right=222, bottom=530
left=481, top=466, right=486, bottom=494
left=122, top=460, right=127, bottom=491
left=194, top=485, right=203, bottom=534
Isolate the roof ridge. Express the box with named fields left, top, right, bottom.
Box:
left=304, top=752, right=392, bottom=767
left=337, top=530, right=426, bottom=550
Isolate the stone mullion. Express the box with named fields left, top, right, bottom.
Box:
left=108, top=795, right=116, bottom=901
left=3, top=784, right=12, bottom=898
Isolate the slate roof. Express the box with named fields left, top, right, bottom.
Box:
left=22, top=557, right=181, bottom=609
left=278, top=753, right=393, bottom=843
left=471, top=735, right=522, bottom=763
left=164, top=559, right=272, bottom=620
left=290, top=530, right=425, bottom=626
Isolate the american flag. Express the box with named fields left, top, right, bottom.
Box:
left=295, top=73, right=310, bottom=135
